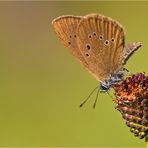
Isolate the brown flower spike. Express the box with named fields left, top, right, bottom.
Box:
left=113, top=73, right=148, bottom=139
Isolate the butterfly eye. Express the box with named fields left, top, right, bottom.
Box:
left=86, top=44, right=91, bottom=50
left=74, top=35, right=76, bottom=38
left=99, top=35, right=103, bottom=40
left=69, top=35, right=72, bottom=38
left=68, top=42, right=71, bottom=45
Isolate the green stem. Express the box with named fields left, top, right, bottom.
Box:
left=146, top=135, right=148, bottom=148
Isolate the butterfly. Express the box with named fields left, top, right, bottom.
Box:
left=52, top=13, right=141, bottom=107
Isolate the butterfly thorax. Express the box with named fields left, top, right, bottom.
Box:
left=100, top=69, right=124, bottom=92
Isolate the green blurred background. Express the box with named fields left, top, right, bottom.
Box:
left=0, top=1, right=147, bottom=147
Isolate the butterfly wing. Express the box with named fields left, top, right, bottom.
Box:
left=76, top=14, right=125, bottom=81
left=122, top=42, right=142, bottom=65
left=52, top=15, right=102, bottom=80
left=52, top=15, right=89, bottom=68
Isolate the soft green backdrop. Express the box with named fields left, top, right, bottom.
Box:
left=0, top=1, right=147, bottom=147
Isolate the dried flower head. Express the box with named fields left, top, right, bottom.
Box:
left=113, top=73, right=148, bottom=139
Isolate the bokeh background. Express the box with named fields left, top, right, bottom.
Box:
left=0, top=1, right=147, bottom=147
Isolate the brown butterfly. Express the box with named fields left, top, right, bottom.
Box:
left=52, top=14, right=141, bottom=107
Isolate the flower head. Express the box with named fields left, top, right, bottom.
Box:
left=113, top=73, right=148, bottom=139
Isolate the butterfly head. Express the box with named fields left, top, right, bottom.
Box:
left=100, top=71, right=124, bottom=93
left=100, top=81, right=110, bottom=92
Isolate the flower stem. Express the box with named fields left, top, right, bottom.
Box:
left=146, top=134, right=148, bottom=148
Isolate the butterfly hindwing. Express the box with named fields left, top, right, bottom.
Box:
left=122, top=42, right=142, bottom=65
left=76, top=14, right=125, bottom=81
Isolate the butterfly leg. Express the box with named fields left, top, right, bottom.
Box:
left=123, top=67, right=129, bottom=72
left=123, top=67, right=133, bottom=77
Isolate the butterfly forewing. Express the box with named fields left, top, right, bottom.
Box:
left=76, top=14, right=125, bottom=81
left=52, top=15, right=89, bottom=68
left=112, top=21, right=125, bottom=73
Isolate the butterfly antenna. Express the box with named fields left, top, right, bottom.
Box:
left=106, top=91, right=114, bottom=99
left=79, top=86, right=98, bottom=108
left=93, top=89, right=99, bottom=109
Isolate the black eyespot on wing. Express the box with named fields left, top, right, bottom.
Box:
left=93, top=32, right=96, bottom=36
left=86, top=53, right=89, bottom=57
left=111, top=38, right=114, bottom=42
left=99, top=35, right=103, bottom=40
left=105, top=40, right=109, bottom=45
left=86, top=45, right=91, bottom=50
